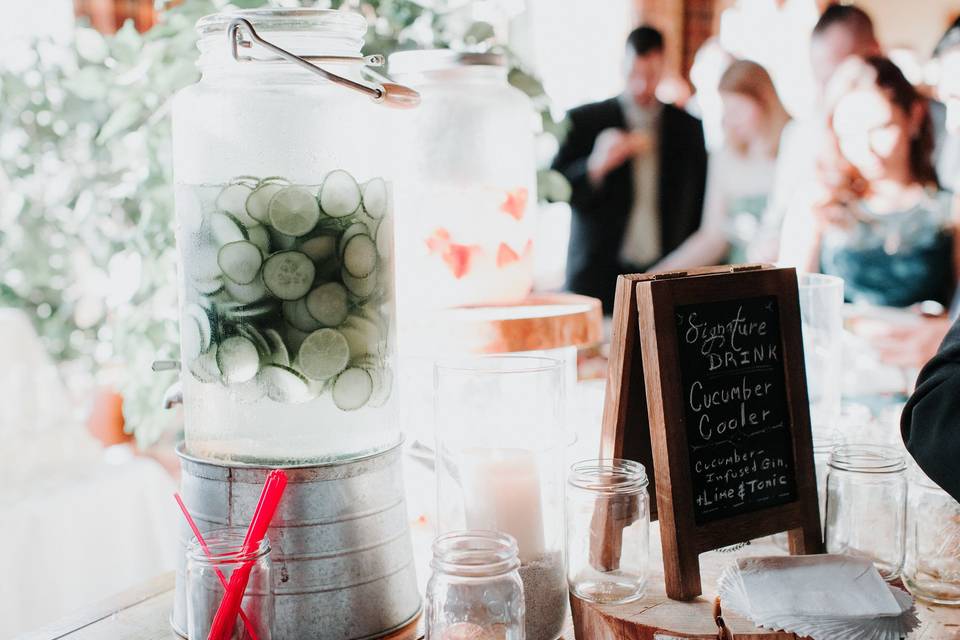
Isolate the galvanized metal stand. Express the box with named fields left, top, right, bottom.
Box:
left=171, top=442, right=421, bottom=639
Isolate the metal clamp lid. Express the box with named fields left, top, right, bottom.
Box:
left=227, top=17, right=420, bottom=109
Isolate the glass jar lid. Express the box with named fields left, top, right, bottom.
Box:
left=431, top=530, right=520, bottom=578
left=388, top=49, right=506, bottom=76
left=569, top=459, right=649, bottom=494
left=828, top=444, right=907, bottom=474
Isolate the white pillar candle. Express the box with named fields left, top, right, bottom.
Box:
left=460, top=447, right=546, bottom=564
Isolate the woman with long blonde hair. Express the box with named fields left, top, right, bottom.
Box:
left=653, top=59, right=790, bottom=270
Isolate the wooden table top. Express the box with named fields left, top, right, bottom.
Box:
left=22, top=560, right=959, bottom=640
left=16, top=572, right=575, bottom=640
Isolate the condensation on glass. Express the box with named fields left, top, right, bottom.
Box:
left=171, top=10, right=406, bottom=463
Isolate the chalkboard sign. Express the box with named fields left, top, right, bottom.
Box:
left=600, top=266, right=822, bottom=601
left=675, top=296, right=797, bottom=524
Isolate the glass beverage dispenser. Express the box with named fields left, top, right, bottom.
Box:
left=170, top=11, right=423, bottom=638
left=172, top=9, right=416, bottom=464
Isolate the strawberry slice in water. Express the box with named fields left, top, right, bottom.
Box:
left=496, top=242, right=520, bottom=268
left=500, top=187, right=528, bottom=221
left=443, top=243, right=481, bottom=279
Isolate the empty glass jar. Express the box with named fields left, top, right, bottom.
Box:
left=824, top=445, right=907, bottom=580
left=904, top=466, right=960, bottom=604
left=566, top=459, right=650, bottom=604
left=186, top=528, right=273, bottom=640
left=426, top=531, right=525, bottom=640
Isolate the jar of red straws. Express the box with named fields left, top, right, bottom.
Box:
left=186, top=528, right=274, bottom=640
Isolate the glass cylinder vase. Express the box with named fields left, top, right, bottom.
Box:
left=434, top=356, right=567, bottom=640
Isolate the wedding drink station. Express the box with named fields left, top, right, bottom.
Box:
left=169, top=9, right=421, bottom=639
left=153, top=7, right=960, bottom=640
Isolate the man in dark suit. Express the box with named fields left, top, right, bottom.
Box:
left=552, top=25, right=707, bottom=312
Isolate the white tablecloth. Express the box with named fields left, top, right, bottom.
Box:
left=1, top=444, right=178, bottom=638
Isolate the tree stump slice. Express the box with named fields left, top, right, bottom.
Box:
left=569, top=525, right=960, bottom=639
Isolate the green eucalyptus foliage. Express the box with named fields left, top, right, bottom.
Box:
left=0, top=0, right=568, bottom=443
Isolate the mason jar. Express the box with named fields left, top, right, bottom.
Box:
left=186, top=528, right=273, bottom=640
left=434, top=356, right=567, bottom=640
left=566, top=459, right=650, bottom=604
left=824, top=444, right=907, bottom=580
left=904, top=466, right=960, bottom=604
left=172, top=9, right=414, bottom=464
left=426, top=531, right=525, bottom=640
left=388, top=50, right=538, bottom=313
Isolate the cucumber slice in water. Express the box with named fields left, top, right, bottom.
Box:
left=247, top=225, right=271, bottom=255
left=193, top=276, right=224, bottom=296
left=217, top=335, right=260, bottom=384
left=262, top=251, right=315, bottom=300
left=182, top=316, right=204, bottom=361
left=300, top=235, right=336, bottom=262
left=186, top=303, right=213, bottom=351
left=238, top=324, right=271, bottom=358
left=216, top=183, right=257, bottom=226
left=246, top=182, right=285, bottom=225
left=209, top=212, right=248, bottom=245
left=189, top=347, right=222, bottom=384
left=258, top=363, right=313, bottom=403
left=319, top=170, right=361, bottom=217
left=342, top=267, right=377, bottom=299
left=361, top=177, right=389, bottom=219
left=375, top=217, right=393, bottom=261
left=305, top=282, right=349, bottom=327
left=218, top=240, right=263, bottom=285
left=297, top=328, right=350, bottom=381
left=342, top=234, right=378, bottom=279
left=282, top=298, right=322, bottom=333
left=218, top=299, right=276, bottom=320
left=367, top=366, right=393, bottom=408
left=262, top=328, right=290, bottom=366
left=332, top=367, right=373, bottom=411
left=268, top=186, right=321, bottom=237
left=224, top=275, right=268, bottom=304
left=338, top=223, right=369, bottom=258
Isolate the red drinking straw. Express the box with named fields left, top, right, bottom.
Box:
left=208, top=469, right=288, bottom=640
left=173, top=493, right=260, bottom=640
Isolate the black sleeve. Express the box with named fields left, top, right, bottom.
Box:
left=901, top=318, right=960, bottom=501
left=690, top=119, right=708, bottom=222
left=551, top=107, right=618, bottom=213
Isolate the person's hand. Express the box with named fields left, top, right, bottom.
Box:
left=587, top=128, right=651, bottom=186
left=851, top=314, right=952, bottom=369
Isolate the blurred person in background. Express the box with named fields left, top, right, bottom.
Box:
left=786, top=56, right=958, bottom=313
left=774, top=4, right=881, bottom=262
left=686, top=38, right=735, bottom=152
left=863, top=18, right=960, bottom=369
left=653, top=60, right=790, bottom=271
left=552, top=25, right=707, bottom=313
left=931, top=17, right=960, bottom=193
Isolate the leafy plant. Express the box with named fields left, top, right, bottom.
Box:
left=0, top=0, right=567, bottom=443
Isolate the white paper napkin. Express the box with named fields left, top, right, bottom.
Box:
left=718, top=555, right=918, bottom=640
